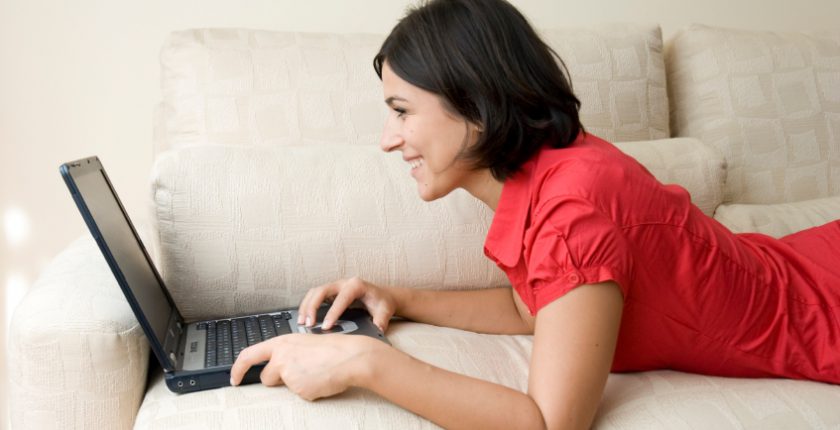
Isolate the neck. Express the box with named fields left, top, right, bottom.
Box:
left=462, top=169, right=504, bottom=211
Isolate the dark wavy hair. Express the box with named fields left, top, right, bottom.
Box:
left=373, top=0, right=584, bottom=181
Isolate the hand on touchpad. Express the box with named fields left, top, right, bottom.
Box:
left=299, top=320, right=359, bottom=335
left=308, top=324, right=345, bottom=334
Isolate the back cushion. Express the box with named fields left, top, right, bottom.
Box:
left=151, top=145, right=505, bottom=320
left=151, top=138, right=721, bottom=321
left=156, top=25, right=668, bottom=154
left=667, top=24, right=840, bottom=204
left=714, top=196, right=840, bottom=238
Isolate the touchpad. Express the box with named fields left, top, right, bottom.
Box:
left=309, top=325, right=344, bottom=334
left=302, top=320, right=358, bottom=335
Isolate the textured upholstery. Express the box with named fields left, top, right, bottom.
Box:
left=150, top=138, right=723, bottom=322
left=150, top=144, right=501, bottom=322
left=667, top=24, right=840, bottom=204
left=540, top=24, right=670, bottom=142
left=156, top=25, right=668, bottom=154
left=613, top=137, right=725, bottom=217
left=134, top=322, right=531, bottom=430
left=135, top=321, right=840, bottom=430
left=595, top=371, right=840, bottom=428
left=157, top=30, right=387, bottom=151
left=714, top=195, right=840, bottom=237
left=8, top=237, right=149, bottom=430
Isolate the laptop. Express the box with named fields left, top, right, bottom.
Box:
left=60, top=156, right=389, bottom=394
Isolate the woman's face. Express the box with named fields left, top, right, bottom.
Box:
left=379, top=61, right=483, bottom=202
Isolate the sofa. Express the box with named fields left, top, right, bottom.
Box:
left=9, top=23, right=840, bottom=429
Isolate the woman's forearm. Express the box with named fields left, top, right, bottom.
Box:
left=355, top=344, right=547, bottom=430
left=389, top=286, right=531, bottom=334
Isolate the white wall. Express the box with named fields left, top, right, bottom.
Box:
left=1, top=0, right=838, bottom=427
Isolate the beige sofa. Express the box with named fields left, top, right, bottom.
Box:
left=9, top=24, right=840, bottom=429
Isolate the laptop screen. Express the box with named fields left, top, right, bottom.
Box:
left=68, top=162, right=173, bottom=349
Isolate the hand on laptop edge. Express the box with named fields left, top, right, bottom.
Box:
left=228, top=332, right=385, bottom=401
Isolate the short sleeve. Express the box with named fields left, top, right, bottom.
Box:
left=523, top=196, right=633, bottom=314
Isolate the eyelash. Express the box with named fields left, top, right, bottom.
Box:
left=393, top=107, right=407, bottom=118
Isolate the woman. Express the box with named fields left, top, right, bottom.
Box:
left=231, top=0, right=840, bottom=428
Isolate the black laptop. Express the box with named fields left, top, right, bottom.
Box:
left=60, top=156, right=388, bottom=393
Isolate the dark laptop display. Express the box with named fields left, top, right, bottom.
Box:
left=68, top=162, right=174, bottom=350
left=60, top=156, right=388, bottom=393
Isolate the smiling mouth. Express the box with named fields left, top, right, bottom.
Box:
left=408, top=157, right=424, bottom=170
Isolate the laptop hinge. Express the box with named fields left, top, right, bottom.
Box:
left=162, top=311, right=185, bottom=371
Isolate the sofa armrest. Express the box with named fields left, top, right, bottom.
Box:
left=8, top=236, right=149, bottom=430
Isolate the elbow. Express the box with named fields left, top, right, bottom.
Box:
left=522, top=396, right=549, bottom=430
left=529, top=398, right=594, bottom=430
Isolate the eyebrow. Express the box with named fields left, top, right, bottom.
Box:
left=385, top=96, right=408, bottom=106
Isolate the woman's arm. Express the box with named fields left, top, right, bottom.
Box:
left=233, top=281, right=622, bottom=429
left=298, top=277, right=533, bottom=335
left=357, top=281, right=624, bottom=430
left=390, top=285, right=533, bottom=335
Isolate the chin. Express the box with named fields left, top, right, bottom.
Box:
left=417, top=189, right=438, bottom=202
left=417, top=183, right=452, bottom=202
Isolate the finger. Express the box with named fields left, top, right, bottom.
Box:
left=322, top=287, right=358, bottom=330
left=360, top=292, right=392, bottom=332
left=297, top=288, right=316, bottom=325
left=303, top=281, right=341, bottom=327
left=229, top=342, right=273, bottom=386
left=297, top=285, right=329, bottom=326
left=372, top=309, right=391, bottom=333
left=259, top=359, right=285, bottom=387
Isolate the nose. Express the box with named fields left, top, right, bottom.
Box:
left=379, top=116, right=404, bottom=153
left=380, top=134, right=403, bottom=153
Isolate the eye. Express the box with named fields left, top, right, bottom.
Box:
left=392, top=107, right=407, bottom=118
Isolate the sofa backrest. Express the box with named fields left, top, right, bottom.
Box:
left=151, top=144, right=504, bottom=320
left=667, top=24, right=840, bottom=205
left=155, top=25, right=669, bottom=153
left=150, top=138, right=723, bottom=320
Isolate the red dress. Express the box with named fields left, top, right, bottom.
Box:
left=484, top=132, right=840, bottom=383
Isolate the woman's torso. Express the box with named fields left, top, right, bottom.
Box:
left=489, top=133, right=840, bottom=382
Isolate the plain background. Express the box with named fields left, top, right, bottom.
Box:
left=2, top=0, right=839, bottom=428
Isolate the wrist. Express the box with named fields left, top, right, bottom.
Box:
left=347, top=336, right=392, bottom=389
left=389, top=286, right=412, bottom=317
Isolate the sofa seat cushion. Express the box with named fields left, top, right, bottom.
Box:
left=667, top=24, right=840, bottom=204
left=714, top=195, right=840, bottom=237
left=596, top=371, right=840, bottom=428
left=133, top=322, right=531, bottom=430
left=133, top=321, right=840, bottom=429
left=157, top=25, right=668, bottom=153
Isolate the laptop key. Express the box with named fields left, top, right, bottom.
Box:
left=245, top=317, right=260, bottom=346
left=273, top=315, right=292, bottom=335
left=217, top=321, right=233, bottom=365
left=231, top=319, right=248, bottom=359
left=205, top=324, right=217, bottom=367
left=259, top=315, right=277, bottom=340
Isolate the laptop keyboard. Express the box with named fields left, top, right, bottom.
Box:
left=196, top=312, right=293, bottom=368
